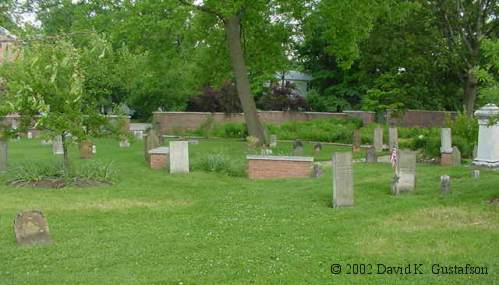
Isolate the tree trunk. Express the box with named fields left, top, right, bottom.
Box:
left=464, top=70, right=478, bottom=117
left=0, top=137, right=7, bottom=171
left=225, top=15, right=268, bottom=145
left=61, top=133, right=70, bottom=173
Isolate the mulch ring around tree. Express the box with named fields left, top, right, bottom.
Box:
left=8, top=178, right=111, bottom=189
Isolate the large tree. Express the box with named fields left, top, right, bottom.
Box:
left=427, top=0, right=498, bottom=115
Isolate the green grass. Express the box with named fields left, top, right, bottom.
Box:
left=0, top=138, right=498, bottom=284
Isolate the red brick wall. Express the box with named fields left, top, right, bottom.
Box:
left=149, top=153, right=169, bottom=170
left=153, top=111, right=375, bottom=135
left=247, top=158, right=313, bottom=179
left=386, top=110, right=457, bottom=127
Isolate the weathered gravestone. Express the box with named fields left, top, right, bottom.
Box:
left=311, top=163, right=322, bottom=178
left=169, top=141, right=189, bottom=173
left=119, top=139, right=130, bottom=148
left=92, top=144, right=97, bottom=154
left=269, top=135, right=277, bottom=148
left=391, top=150, right=416, bottom=195
left=440, top=128, right=453, bottom=166
left=389, top=127, right=398, bottom=148
left=314, top=143, right=322, bottom=153
left=374, top=127, right=383, bottom=152
left=452, top=146, right=461, bottom=166
left=13, top=211, right=52, bottom=246
left=366, top=146, right=377, bottom=163
left=332, top=152, right=354, bottom=208
left=473, top=104, right=499, bottom=169
left=27, top=131, right=33, bottom=139
left=293, top=140, right=304, bottom=156
left=470, top=170, right=480, bottom=178
left=0, top=138, right=7, bottom=171
left=440, top=175, right=451, bottom=194
left=352, top=129, right=361, bottom=152
left=144, top=129, right=161, bottom=163
left=52, top=136, right=64, bottom=155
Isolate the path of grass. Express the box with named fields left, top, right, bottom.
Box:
left=0, top=138, right=497, bottom=284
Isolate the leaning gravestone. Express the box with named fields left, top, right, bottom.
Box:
left=352, top=129, right=361, bottom=152
left=312, top=163, right=322, bottom=178
left=144, top=129, right=161, bottom=162
left=391, top=150, right=416, bottom=195
left=440, top=175, right=451, bottom=194
left=374, top=127, right=383, bottom=151
left=314, top=143, right=322, bottom=153
left=366, top=146, right=377, bottom=163
left=293, top=140, right=304, bottom=156
left=389, top=127, right=398, bottom=148
left=0, top=138, right=7, bottom=171
left=169, top=141, right=189, bottom=173
left=13, top=211, right=52, bottom=246
left=332, top=152, right=354, bottom=207
left=52, top=135, right=64, bottom=155
left=269, top=135, right=277, bottom=148
left=452, top=146, right=461, bottom=166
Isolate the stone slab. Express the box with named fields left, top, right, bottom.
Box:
left=332, top=152, right=354, bottom=207
left=169, top=141, right=189, bottom=173
left=13, top=211, right=52, bottom=246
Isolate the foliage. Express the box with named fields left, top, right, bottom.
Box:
left=186, top=81, right=242, bottom=113
left=3, top=159, right=117, bottom=185
left=475, top=39, right=499, bottom=106
left=257, top=82, right=308, bottom=111
left=192, top=152, right=245, bottom=177
left=0, top=35, right=128, bottom=169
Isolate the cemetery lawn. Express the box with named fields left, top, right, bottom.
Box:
left=0, top=138, right=498, bottom=285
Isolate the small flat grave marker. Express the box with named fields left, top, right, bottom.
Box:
left=13, top=211, right=52, bottom=246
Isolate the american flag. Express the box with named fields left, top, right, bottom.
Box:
left=390, top=147, right=398, bottom=168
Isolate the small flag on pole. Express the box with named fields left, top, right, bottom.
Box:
left=390, top=147, right=398, bottom=168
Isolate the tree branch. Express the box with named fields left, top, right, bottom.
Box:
left=178, top=0, right=225, bottom=21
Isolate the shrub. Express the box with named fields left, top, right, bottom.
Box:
left=186, top=81, right=242, bottom=113
left=257, top=81, right=308, bottom=111
left=192, top=153, right=245, bottom=177
left=2, top=160, right=117, bottom=186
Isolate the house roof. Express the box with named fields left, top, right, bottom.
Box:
left=0, top=26, right=16, bottom=41
left=275, top=70, right=313, bottom=82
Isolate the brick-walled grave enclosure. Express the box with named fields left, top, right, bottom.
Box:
left=247, top=155, right=314, bottom=179
left=149, top=147, right=170, bottom=170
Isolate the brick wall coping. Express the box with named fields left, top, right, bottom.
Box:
left=149, top=147, right=170, bottom=154
left=246, top=155, right=314, bottom=162
left=152, top=111, right=347, bottom=115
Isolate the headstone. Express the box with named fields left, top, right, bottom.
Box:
left=470, top=170, right=480, bottom=178
left=314, top=143, right=322, bottom=153
left=440, top=128, right=453, bottom=154
left=13, top=211, right=52, bottom=246
left=119, top=139, right=130, bottom=148
left=269, top=135, right=277, bottom=148
left=261, top=148, right=273, bottom=155
left=311, top=163, right=322, bottom=178
left=332, top=152, right=354, bottom=207
left=391, top=150, right=416, bottom=195
left=52, top=136, right=64, bottom=155
left=440, top=175, right=451, bottom=194
left=246, top=136, right=260, bottom=148
left=293, top=140, right=304, bottom=156
left=374, top=127, right=383, bottom=151
left=92, top=144, right=97, bottom=154
left=352, top=129, right=361, bottom=152
left=452, top=146, right=461, bottom=166
left=27, top=131, right=33, bottom=139
left=473, top=104, right=499, bottom=169
left=169, top=141, right=189, bottom=173
left=389, top=127, right=398, bottom=148
left=133, top=130, right=144, bottom=140
left=0, top=138, right=7, bottom=171
left=144, top=129, right=161, bottom=162
left=366, top=146, right=377, bottom=163
left=41, top=139, right=52, bottom=145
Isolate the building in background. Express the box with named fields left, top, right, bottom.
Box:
left=0, top=26, right=17, bottom=64
left=275, top=71, right=313, bottom=97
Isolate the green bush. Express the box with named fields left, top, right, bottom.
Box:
left=2, top=160, right=117, bottom=186
left=192, top=153, right=246, bottom=177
